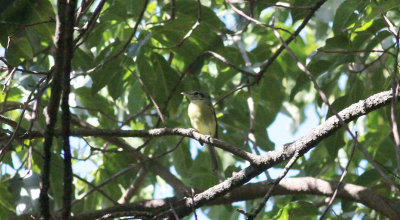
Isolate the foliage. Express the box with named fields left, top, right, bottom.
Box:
left=1, top=0, right=400, bottom=219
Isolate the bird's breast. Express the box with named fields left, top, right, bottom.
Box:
left=188, top=101, right=216, bottom=137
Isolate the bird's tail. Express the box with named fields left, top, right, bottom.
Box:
left=207, top=145, right=223, bottom=182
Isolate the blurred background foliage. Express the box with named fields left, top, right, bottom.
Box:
left=0, top=0, right=400, bottom=219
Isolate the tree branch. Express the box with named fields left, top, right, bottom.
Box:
left=60, top=1, right=77, bottom=219
left=6, top=89, right=400, bottom=167
left=11, top=177, right=398, bottom=219
left=39, top=0, right=71, bottom=218
left=256, top=0, right=327, bottom=82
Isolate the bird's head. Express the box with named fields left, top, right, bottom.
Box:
left=181, top=90, right=211, bottom=101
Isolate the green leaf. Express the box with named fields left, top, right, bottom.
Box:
left=73, top=48, right=94, bottom=71
left=304, top=146, right=330, bottom=176
left=188, top=150, right=219, bottom=188
left=355, top=169, right=380, bottom=187
left=323, top=128, right=345, bottom=161
left=207, top=204, right=240, bottom=220
left=171, top=139, right=193, bottom=178
left=254, top=62, right=285, bottom=150
left=107, top=69, right=125, bottom=100
left=174, top=0, right=225, bottom=30
left=291, top=0, right=315, bottom=22
left=136, top=52, right=180, bottom=105
left=276, top=201, right=319, bottom=220
left=5, top=36, right=33, bottom=65
left=290, top=73, right=311, bottom=101
left=323, top=34, right=351, bottom=50
left=333, top=0, right=367, bottom=34
left=127, top=80, right=147, bottom=114
left=101, top=0, right=147, bottom=21
left=0, top=180, right=16, bottom=217
left=219, top=92, right=249, bottom=147
left=151, top=2, right=224, bottom=62
left=364, top=0, right=400, bottom=21
left=90, top=42, right=125, bottom=94
left=75, top=87, right=116, bottom=127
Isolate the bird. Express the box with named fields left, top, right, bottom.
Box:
left=181, top=90, right=222, bottom=180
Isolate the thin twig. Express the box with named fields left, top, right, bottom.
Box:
left=235, top=35, right=271, bottom=179
left=320, top=132, right=358, bottom=219
left=2, top=67, right=16, bottom=94
left=391, top=33, right=400, bottom=172
left=4, top=19, right=55, bottom=52
left=0, top=19, right=54, bottom=28
left=0, top=76, right=47, bottom=162
left=125, top=66, right=167, bottom=126
left=119, top=104, right=152, bottom=128
left=245, top=151, right=301, bottom=219
left=206, top=51, right=257, bottom=77
left=24, top=142, right=33, bottom=178
left=0, top=66, right=47, bottom=75
left=118, top=168, right=147, bottom=204
left=152, top=136, right=184, bottom=160
left=155, top=0, right=202, bottom=49
left=318, top=48, right=394, bottom=56
left=213, top=83, right=251, bottom=106
left=83, top=0, right=149, bottom=75
left=74, top=0, right=107, bottom=46
left=378, top=6, right=400, bottom=173
left=246, top=87, right=271, bottom=180
left=75, top=0, right=95, bottom=25
left=256, top=0, right=327, bottom=82
left=349, top=50, right=391, bottom=74
left=32, top=146, right=119, bottom=206
left=265, top=2, right=314, bottom=10
left=376, top=0, right=398, bottom=38
left=71, top=105, right=120, bottom=122
left=168, top=199, right=179, bottom=220
left=226, top=0, right=293, bottom=35
left=70, top=164, right=139, bottom=207
left=73, top=174, right=120, bottom=206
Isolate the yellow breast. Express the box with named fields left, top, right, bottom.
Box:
left=188, top=100, right=216, bottom=137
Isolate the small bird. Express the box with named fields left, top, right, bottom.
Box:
left=181, top=90, right=221, bottom=180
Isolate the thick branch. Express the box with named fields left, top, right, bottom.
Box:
left=14, top=127, right=258, bottom=163
left=11, top=177, right=397, bottom=219
left=39, top=0, right=70, bottom=218
left=60, top=1, right=77, bottom=219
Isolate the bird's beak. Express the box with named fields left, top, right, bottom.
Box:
left=181, top=92, right=191, bottom=100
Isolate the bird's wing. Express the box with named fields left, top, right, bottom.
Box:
left=210, top=102, right=218, bottom=138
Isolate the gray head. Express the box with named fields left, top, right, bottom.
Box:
left=181, top=90, right=211, bottom=101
